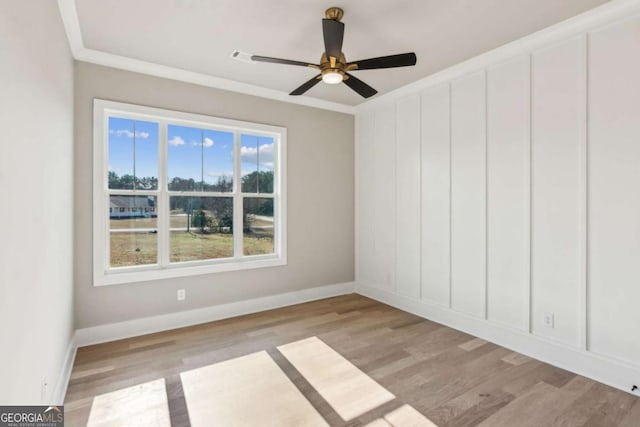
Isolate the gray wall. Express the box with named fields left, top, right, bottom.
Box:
left=74, top=62, right=354, bottom=329
left=0, top=1, right=75, bottom=403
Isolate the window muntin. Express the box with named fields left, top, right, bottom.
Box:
left=94, top=100, right=286, bottom=286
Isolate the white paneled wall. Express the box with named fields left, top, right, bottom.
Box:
left=420, top=84, right=451, bottom=307
left=356, top=11, right=640, bottom=394
left=531, top=37, right=586, bottom=347
left=450, top=72, right=487, bottom=318
left=356, top=111, right=376, bottom=288
left=588, top=17, right=640, bottom=366
left=396, top=96, right=422, bottom=298
left=486, top=57, right=531, bottom=331
left=373, top=105, right=397, bottom=291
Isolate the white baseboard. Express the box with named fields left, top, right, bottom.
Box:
left=75, top=282, right=355, bottom=347
left=357, top=284, right=640, bottom=397
left=52, top=334, right=76, bottom=404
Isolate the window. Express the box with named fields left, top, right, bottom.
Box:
left=93, top=100, right=287, bottom=286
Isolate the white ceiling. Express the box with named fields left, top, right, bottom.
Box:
left=75, top=0, right=609, bottom=106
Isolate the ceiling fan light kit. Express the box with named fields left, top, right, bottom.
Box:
left=322, top=71, right=343, bottom=84
left=251, top=7, right=417, bottom=98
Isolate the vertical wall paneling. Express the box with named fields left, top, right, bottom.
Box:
left=356, top=112, right=376, bottom=287
left=531, top=37, right=586, bottom=347
left=486, top=57, right=531, bottom=330
left=372, top=105, right=397, bottom=291
left=396, top=96, right=422, bottom=298
left=450, top=72, right=487, bottom=318
left=420, top=84, right=451, bottom=306
left=588, top=17, right=640, bottom=365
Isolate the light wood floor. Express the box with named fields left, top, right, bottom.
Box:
left=65, top=294, right=640, bottom=426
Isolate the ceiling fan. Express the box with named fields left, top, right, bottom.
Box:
left=251, top=7, right=417, bottom=99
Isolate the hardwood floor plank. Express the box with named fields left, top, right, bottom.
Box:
left=384, top=404, right=437, bottom=427
left=181, top=351, right=328, bottom=427
left=476, top=381, right=568, bottom=426
left=582, top=384, right=638, bottom=427
left=165, top=374, right=190, bottom=427
left=441, top=390, right=515, bottom=427
left=86, top=378, right=170, bottom=427
left=363, top=419, right=392, bottom=427
left=501, top=351, right=533, bottom=366
left=278, top=336, right=395, bottom=421
left=618, top=399, right=640, bottom=427
left=459, top=337, right=489, bottom=352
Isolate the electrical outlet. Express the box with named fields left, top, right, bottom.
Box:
left=177, top=289, right=186, bottom=301
left=543, top=313, right=554, bottom=328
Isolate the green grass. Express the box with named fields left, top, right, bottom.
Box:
left=170, top=231, right=233, bottom=262
left=110, top=230, right=273, bottom=267
left=110, top=232, right=157, bottom=266
left=110, top=217, right=158, bottom=229
left=243, top=228, right=274, bottom=256
left=109, top=215, right=190, bottom=229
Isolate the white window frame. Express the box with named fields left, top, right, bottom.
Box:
left=93, top=99, right=287, bottom=286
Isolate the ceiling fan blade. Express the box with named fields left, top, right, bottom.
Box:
left=252, top=55, right=319, bottom=69
left=322, top=18, right=345, bottom=59
left=348, top=53, right=417, bottom=70
left=344, top=73, right=377, bottom=98
left=290, top=74, right=322, bottom=96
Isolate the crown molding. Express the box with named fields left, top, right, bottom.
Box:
left=75, top=48, right=357, bottom=114
left=56, top=0, right=356, bottom=115
left=57, top=0, right=83, bottom=56
left=355, top=0, right=640, bottom=113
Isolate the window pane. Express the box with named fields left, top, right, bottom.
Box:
left=243, top=197, right=274, bottom=255
left=203, top=129, right=234, bottom=192
left=168, top=125, right=234, bottom=192
left=109, top=195, right=158, bottom=267
left=258, top=138, right=274, bottom=194
left=170, top=196, right=233, bottom=262
left=168, top=125, right=200, bottom=191
left=241, top=135, right=274, bottom=193
left=108, top=117, right=158, bottom=190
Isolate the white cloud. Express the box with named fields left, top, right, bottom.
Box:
left=169, top=136, right=185, bottom=146
left=192, top=137, right=215, bottom=148
left=109, top=129, right=150, bottom=139
left=240, top=143, right=274, bottom=169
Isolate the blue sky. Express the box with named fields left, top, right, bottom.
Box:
left=108, top=117, right=158, bottom=179
left=167, top=124, right=234, bottom=185
left=109, top=117, right=274, bottom=188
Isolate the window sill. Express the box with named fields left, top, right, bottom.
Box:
left=93, top=256, right=286, bottom=286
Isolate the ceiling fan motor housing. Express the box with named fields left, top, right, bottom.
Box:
left=320, top=53, right=350, bottom=82
left=325, top=7, right=344, bottom=21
